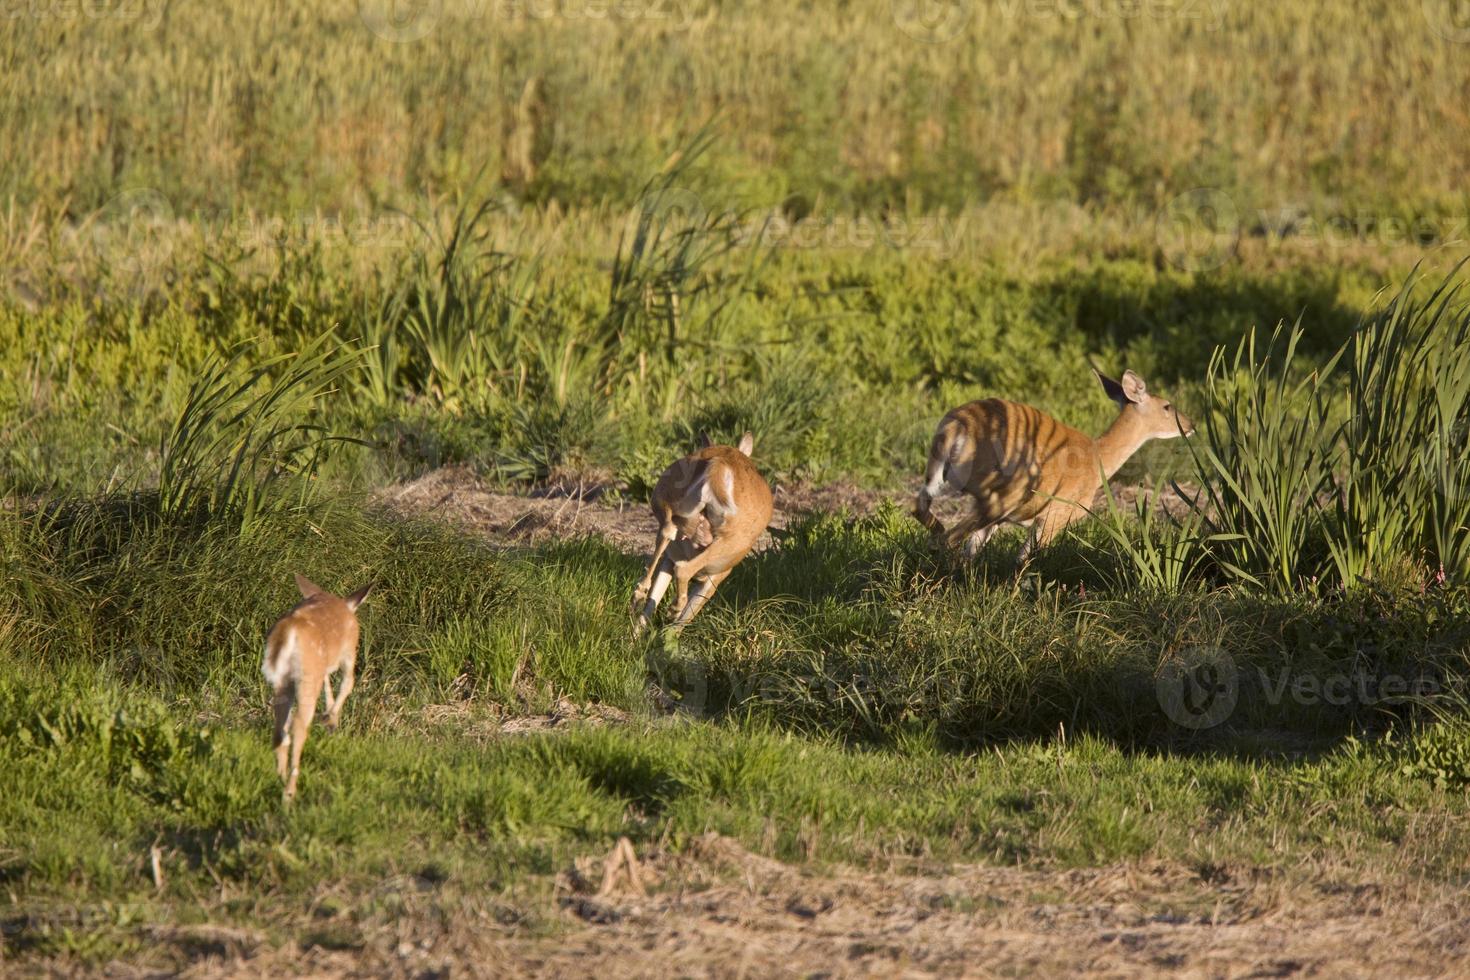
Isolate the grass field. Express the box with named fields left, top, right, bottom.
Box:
left=5, top=1, right=1470, bottom=973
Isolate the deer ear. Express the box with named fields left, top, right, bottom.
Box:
left=294, top=574, right=326, bottom=599
left=345, top=583, right=374, bottom=612
left=737, top=431, right=755, bottom=456
left=697, top=430, right=712, bottom=449
left=1094, top=369, right=1129, bottom=408
left=1120, top=370, right=1147, bottom=403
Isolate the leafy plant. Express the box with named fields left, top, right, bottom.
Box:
left=348, top=197, right=544, bottom=414
left=1329, top=269, right=1470, bottom=586
left=1185, top=322, right=1343, bottom=591
left=1090, top=480, right=1218, bottom=593
left=600, top=124, right=768, bottom=418
left=157, top=336, right=361, bottom=532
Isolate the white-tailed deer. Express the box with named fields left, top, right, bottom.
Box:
left=915, top=369, right=1193, bottom=563
left=261, top=574, right=373, bottom=802
left=632, top=432, right=773, bottom=635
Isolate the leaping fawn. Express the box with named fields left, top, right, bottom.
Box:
left=632, top=432, right=772, bottom=635
left=261, top=574, right=372, bottom=802
left=915, top=368, right=1193, bottom=563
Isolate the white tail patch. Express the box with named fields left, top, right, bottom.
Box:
left=716, top=467, right=739, bottom=517
left=261, top=628, right=299, bottom=691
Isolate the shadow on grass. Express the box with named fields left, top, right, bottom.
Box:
left=639, top=510, right=1470, bottom=762
left=1038, top=262, right=1361, bottom=382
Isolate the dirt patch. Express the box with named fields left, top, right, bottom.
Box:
left=375, top=466, right=1201, bottom=557
left=418, top=696, right=632, bottom=739
left=121, top=834, right=1468, bottom=978
left=374, top=466, right=906, bottom=556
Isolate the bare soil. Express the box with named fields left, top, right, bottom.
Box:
left=374, top=465, right=1198, bottom=558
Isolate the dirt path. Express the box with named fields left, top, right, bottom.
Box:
left=375, top=466, right=1196, bottom=557
left=138, top=834, right=1467, bottom=978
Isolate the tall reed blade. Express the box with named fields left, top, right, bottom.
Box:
left=157, top=337, right=362, bottom=532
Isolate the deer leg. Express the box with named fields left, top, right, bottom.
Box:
left=671, top=534, right=752, bottom=622
left=1016, top=510, right=1076, bottom=570
left=326, top=657, right=354, bottom=731
left=670, top=548, right=716, bottom=620
left=915, top=452, right=950, bottom=543
left=632, top=520, right=678, bottom=616
left=915, top=488, right=945, bottom=542
left=1019, top=504, right=1086, bottom=569
left=942, top=504, right=986, bottom=552
left=272, top=687, right=294, bottom=782
left=673, top=568, right=732, bottom=627
left=962, top=523, right=998, bottom=561
left=283, top=678, right=321, bottom=803
left=635, top=537, right=702, bottom=636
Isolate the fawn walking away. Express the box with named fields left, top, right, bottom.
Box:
left=632, top=432, right=773, bottom=635
left=261, top=574, right=372, bottom=802
left=915, top=368, right=1193, bottom=563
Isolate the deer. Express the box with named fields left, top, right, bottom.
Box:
left=914, top=368, right=1193, bottom=564
left=632, top=432, right=773, bottom=636
left=261, top=574, right=373, bottom=803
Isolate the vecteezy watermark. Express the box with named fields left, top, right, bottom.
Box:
left=195, top=210, right=415, bottom=253
left=1155, top=192, right=1470, bottom=272
left=636, top=184, right=709, bottom=231
left=891, top=0, right=972, bottom=42
left=996, top=0, right=1225, bottom=25
left=81, top=190, right=415, bottom=286
left=1156, top=645, right=1238, bottom=730
left=1155, top=188, right=1240, bottom=272
left=359, top=0, right=696, bottom=42
left=492, top=0, right=695, bottom=24
left=89, top=188, right=175, bottom=278
left=892, top=0, right=1224, bottom=41
left=1249, top=207, right=1468, bottom=250
left=1422, top=0, right=1470, bottom=42
left=1257, top=667, right=1452, bottom=707
left=358, top=0, right=443, bottom=41
left=3, top=0, right=165, bottom=28
left=625, top=185, right=980, bottom=254
left=643, top=637, right=710, bottom=716
left=743, top=212, right=974, bottom=252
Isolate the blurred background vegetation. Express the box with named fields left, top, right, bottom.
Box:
left=6, top=0, right=1469, bottom=218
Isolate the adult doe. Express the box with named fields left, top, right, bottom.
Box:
left=261, top=574, right=372, bottom=802
left=915, top=368, right=1193, bottom=563
left=632, top=432, right=773, bottom=635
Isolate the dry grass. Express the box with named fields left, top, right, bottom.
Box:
left=6, top=2, right=1470, bottom=220
left=38, top=833, right=1469, bottom=978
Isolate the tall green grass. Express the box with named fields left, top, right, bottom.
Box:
left=157, top=338, right=362, bottom=532
left=1189, top=322, right=1343, bottom=590
left=1109, top=270, right=1470, bottom=593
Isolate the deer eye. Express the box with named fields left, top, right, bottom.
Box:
left=1164, top=403, right=1174, bottom=412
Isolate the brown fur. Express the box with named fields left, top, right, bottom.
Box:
left=914, top=369, right=1193, bottom=563
left=261, top=574, right=372, bottom=802
left=632, top=432, right=773, bottom=634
